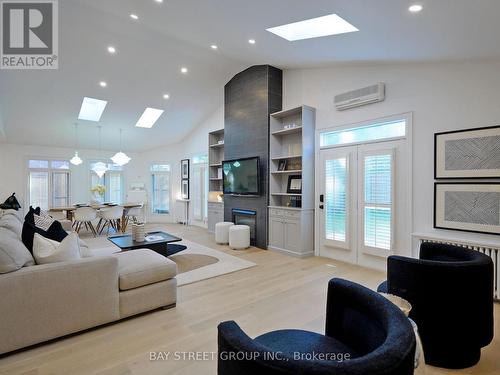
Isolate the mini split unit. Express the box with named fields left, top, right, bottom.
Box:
left=334, top=83, right=385, bottom=110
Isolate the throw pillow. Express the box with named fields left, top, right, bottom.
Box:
left=0, top=193, right=21, bottom=210
left=33, top=232, right=81, bottom=265
left=22, top=207, right=68, bottom=253
left=0, top=214, right=23, bottom=238
left=0, top=228, right=35, bottom=273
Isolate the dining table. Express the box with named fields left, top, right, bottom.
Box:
left=49, top=203, right=143, bottom=234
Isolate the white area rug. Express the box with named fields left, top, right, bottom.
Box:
left=82, top=236, right=256, bottom=286
left=172, top=240, right=256, bottom=286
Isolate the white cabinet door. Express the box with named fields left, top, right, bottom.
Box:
left=284, top=220, right=300, bottom=253
left=269, top=216, right=284, bottom=248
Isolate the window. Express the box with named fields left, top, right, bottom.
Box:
left=89, top=161, right=123, bottom=204
left=151, top=164, right=170, bottom=214
left=192, top=154, right=208, bottom=222
left=325, top=157, right=347, bottom=242
left=28, top=159, right=70, bottom=209
left=362, top=151, right=393, bottom=251
left=320, top=119, right=406, bottom=148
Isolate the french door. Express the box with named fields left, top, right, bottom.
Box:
left=319, top=140, right=409, bottom=269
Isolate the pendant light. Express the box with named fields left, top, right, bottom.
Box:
left=111, top=128, right=131, bottom=166
left=70, top=123, right=83, bottom=166
left=92, top=126, right=108, bottom=178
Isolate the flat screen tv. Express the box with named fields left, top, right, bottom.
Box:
left=223, top=157, right=260, bottom=195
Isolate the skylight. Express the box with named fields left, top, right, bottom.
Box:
left=266, top=14, right=358, bottom=41
left=135, top=108, right=164, bottom=128
left=78, top=97, right=108, bottom=122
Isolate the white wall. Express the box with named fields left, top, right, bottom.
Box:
left=139, top=105, right=224, bottom=225
left=283, top=60, right=500, bottom=246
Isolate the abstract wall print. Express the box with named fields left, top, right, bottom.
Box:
left=434, top=183, right=500, bottom=235
left=435, top=125, right=500, bottom=178
left=181, top=159, right=190, bottom=179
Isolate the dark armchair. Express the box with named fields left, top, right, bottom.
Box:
left=377, top=242, right=494, bottom=369
left=218, top=278, right=416, bottom=375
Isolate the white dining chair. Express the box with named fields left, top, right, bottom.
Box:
left=97, top=206, right=123, bottom=235
left=73, top=207, right=98, bottom=237
left=125, top=202, right=145, bottom=225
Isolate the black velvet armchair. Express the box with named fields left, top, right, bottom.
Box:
left=378, top=242, right=494, bottom=369
left=218, top=278, right=416, bottom=375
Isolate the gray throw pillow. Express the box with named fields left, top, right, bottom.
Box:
left=0, top=228, right=35, bottom=273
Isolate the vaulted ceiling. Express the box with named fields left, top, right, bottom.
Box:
left=1, top=0, right=500, bottom=152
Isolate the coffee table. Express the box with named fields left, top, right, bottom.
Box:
left=108, top=231, right=182, bottom=257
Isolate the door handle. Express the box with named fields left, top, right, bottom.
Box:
left=319, top=204, right=324, bottom=210
left=320, top=194, right=324, bottom=203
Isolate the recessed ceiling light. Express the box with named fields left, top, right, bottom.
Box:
left=130, top=14, right=139, bottom=20
left=155, top=0, right=163, bottom=2
left=181, top=67, right=188, bottom=74
left=248, top=39, right=256, bottom=44
left=266, top=13, right=358, bottom=41
left=408, top=4, right=423, bottom=12
left=163, top=93, right=170, bottom=99
left=135, top=108, right=164, bottom=128
left=99, top=81, right=107, bottom=87
left=107, top=46, right=116, bottom=54
left=78, top=97, right=108, bottom=122
left=210, top=44, right=218, bottom=50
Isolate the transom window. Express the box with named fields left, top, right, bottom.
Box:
left=320, top=118, right=406, bottom=148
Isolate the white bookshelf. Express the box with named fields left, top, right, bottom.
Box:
left=208, top=129, right=224, bottom=232
left=268, top=105, right=316, bottom=257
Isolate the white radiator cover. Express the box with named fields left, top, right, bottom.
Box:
left=412, top=233, right=499, bottom=301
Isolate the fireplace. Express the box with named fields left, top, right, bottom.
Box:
left=232, top=209, right=256, bottom=245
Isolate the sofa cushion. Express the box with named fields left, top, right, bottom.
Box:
left=0, top=227, right=35, bottom=273
left=113, top=249, right=177, bottom=291
left=0, top=213, right=23, bottom=237
left=33, top=232, right=82, bottom=264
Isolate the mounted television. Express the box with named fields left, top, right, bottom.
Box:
left=223, top=157, right=260, bottom=196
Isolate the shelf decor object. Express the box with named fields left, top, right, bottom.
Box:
left=435, top=125, right=500, bottom=179
left=287, top=175, right=302, bottom=194
left=434, top=182, right=500, bottom=235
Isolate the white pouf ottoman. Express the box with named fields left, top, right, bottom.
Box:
left=229, top=225, right=250, bottom=250
left=215, top=222, right=234, bottom=244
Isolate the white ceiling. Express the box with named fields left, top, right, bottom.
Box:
left=1, top=0, right=500, bottom=152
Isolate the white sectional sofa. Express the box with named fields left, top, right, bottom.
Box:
left=0, top=210, right=177, bottom=355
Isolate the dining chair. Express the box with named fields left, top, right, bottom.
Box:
left=73, top=207, right=98, bottom=237
left=97, top=206, right=123, bottom=235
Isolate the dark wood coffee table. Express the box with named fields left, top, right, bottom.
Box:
left=108, top=231, right=182, bottom=257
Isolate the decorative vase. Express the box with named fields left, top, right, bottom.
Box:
left=132, top=223, right=145, bottom=242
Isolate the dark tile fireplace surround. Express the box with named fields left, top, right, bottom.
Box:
left=223, top=65, right=283, bottom=249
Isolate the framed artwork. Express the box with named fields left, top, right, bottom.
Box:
left=287, top=175, right=302, bottom=194
left=434, top=182, right=500, bottom=235
left=181, top=159, right=190, bottom=179
left=434, top=125, right=500, bottom=179
left=181, top=179, right=189, bottom=200
left=278, top=159, right=287, bottom=171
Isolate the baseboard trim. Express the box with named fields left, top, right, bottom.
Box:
left=268, top=246, right=314, bottom=258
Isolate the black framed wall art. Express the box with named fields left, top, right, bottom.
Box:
left=434, top=182, right=500, bottom=235
left=181, top=159, right=190, bottom=179
left=287, top=175, right=302, bottom=194
left=181, top=179, right=190, bottom=200
left=434, top=125, right=500, bottom=179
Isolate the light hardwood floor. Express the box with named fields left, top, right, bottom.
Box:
left=0, top=223, right=498, bottom=375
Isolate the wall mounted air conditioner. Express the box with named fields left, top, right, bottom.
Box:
left=334, top=83, right=385, bottom=110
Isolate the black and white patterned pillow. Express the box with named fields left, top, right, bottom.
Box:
left=34, top=213, right=55, bottom=231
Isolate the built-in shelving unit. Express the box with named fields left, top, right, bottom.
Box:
left=208, top=129, right=224, bottom=232
left=268, top=105, right=316, bottom=257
